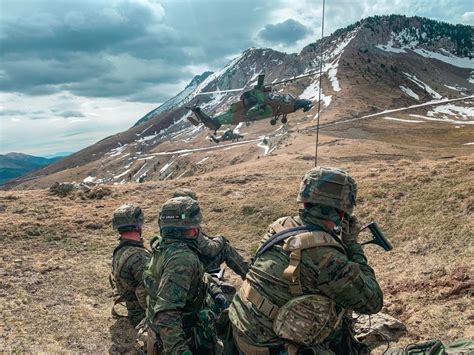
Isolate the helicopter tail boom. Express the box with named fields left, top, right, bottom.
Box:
left=185, top=106, right=222, bottom=132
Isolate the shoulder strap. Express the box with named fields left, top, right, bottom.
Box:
left=114, top=245, right=148, bottom=281
left=282, top=231, right=346, bottom=296
left=255, top=225, right=323, bottom=259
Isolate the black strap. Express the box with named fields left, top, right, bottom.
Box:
left=255, top=225, right=324, bottom=259
left=112, top=240, right=146, bottom=259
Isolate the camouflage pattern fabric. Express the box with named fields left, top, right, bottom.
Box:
left=167, top=189, right=249, bottom=278
left=273, top=294, right=343, bottom=346
left=297, top=167, right=357, bottom=215
left=385, top=338, right=474, bottom=355
left=229, top=215, right=383, bottom=350
left=159, top=196, right=202, bottom=228
left=198, top=233, right=249, bottom=278
left=112, top=240, right=150, bottom=326
left=112, top=204, right=144, bottom=230
left=144, top=235, right=218, bottom=354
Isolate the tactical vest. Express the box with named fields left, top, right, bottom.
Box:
left=111, top=242, right=149, bottom=296
left=143, top=242, right=208, bottom=330
left=242, top=217, right=346, bottom=346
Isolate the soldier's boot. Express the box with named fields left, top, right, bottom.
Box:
left=223, top=241, right=249, bottom=279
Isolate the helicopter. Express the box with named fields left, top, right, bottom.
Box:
left=208, top=129, right=244, bottom=144
left=185, top=73, right=315, bottom=135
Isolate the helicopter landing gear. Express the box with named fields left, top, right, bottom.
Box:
left=270, top=118, right=277, bottom=125
left=281, top=115, right=288, bottom=124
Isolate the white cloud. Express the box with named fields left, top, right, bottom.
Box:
left=460, top=11, right=474, bottom=24
left=0, top=92, right=157, bottom=155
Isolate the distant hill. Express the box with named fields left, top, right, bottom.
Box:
left=0, top=153, right=63, bottom=185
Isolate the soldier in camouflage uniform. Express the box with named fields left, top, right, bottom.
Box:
left=111, top=204, right=150, bottom=327
left=172, top=188, right=249, bottom=279
left=144, top=196, right=227, bottom=355
left=229, top=166, right=383, bottom=354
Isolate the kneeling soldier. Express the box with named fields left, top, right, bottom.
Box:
left=229, top=167, right=383, bottom=354
left=173, top=188, right=249, bottom=279
left=144, top=196, right=224, bottom=354
left=111, top=204, right=150, bottom=327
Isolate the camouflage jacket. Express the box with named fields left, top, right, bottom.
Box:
left=197, top=231, right=249, bottom=278
left=229, top=216, right=383, bottom=348
left=144, top=236, right=219, bottom=354
left=153, top=232, right=249, bottom=278
left=112, top=239, right=150, bottom=326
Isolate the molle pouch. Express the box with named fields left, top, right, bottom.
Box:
left=273, top=294, right=344, bottom=347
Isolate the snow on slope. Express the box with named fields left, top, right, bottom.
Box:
left=300, top=29, right=358, bottom=109
left=412, top=48, right=474, bottom=69
left=404, top=73, right=442, bottom=100
left=400, top=85, right=420, bottom=100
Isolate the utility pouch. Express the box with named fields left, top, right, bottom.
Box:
left=273, top=294, right=344, bottom=347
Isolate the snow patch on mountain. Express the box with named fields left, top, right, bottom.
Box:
left=400, top=85, right=420, bottom=100
left=404, top=73, right=442, bottom=100
left=108, top=144, right=128, bottom=157
left=427, top=103, right=474, bottom=121
left=323, top=29, right=359, bottom=92
left=412, top=48, right=474, bottom=69
left=299, top=82, right=332, bottom=107
left=383, top=116, right=424, bottom=123
left=375, top=31, right=474, bottom=72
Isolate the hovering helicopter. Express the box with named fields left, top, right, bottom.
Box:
left=208, top=129, right=244, bottom=144
left=185, top=73, right=314, bottom=135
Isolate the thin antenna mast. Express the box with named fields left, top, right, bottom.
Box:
left=314, top=0, right=325, bottom=167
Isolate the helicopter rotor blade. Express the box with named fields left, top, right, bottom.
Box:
left=266, top=71, right=320, bottom=86
left=196, top=88, right=244, bottom=96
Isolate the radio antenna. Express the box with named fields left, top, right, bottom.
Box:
left=314, top=0, right=325, bottom=167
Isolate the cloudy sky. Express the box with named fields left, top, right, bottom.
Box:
left=1, top=0, right=472, bottom=156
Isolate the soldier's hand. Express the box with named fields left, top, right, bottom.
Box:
left=342, top=215, right=361, bottom=245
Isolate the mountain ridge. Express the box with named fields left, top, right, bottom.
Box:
left=0, top=153, right=63, bottom=185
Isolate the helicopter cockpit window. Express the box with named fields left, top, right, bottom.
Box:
left=268, top=93, right=294, bottom=103
left=241, top=91, right=258, bottom=108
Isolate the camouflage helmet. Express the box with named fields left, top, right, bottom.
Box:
left=297, top=166, right=357, bottom=215
left=112, top=204, right=144, bottom=231
left=159, top=196, right=202, bottom=228
left=172, top=187, right=198, bottom=200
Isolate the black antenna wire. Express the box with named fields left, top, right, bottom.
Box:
left=314, top=0, right=325, bottom=167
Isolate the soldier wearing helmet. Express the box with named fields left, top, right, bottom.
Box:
left=229, top=167, right=383, bottom=354
left=143, top=197, right=224, bottom=355
left=111, top=204, right=150, bottom=327
left=172, top=188, right=249, bottom=279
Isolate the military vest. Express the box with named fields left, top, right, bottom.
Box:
left=143, top=241, right=208, bottom=330
left=111, top=241, right=149, bottom=297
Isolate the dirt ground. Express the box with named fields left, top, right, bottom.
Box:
left=0, top=114, right=473, bottom=353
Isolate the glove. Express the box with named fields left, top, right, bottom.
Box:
left=342, top=215, right=361, bottom=245
left=214, top=293, right=229, bottom=312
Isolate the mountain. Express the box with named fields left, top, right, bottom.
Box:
left=0, top=153, right=64, bottom=185
left=3, top=14, right=473, bottom=190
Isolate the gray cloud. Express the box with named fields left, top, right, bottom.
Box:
left=58, top=110, right=85, bottom=118
left=258, top=19, right=313, bottom=45
left=0, top=0, right=275, bottom=103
